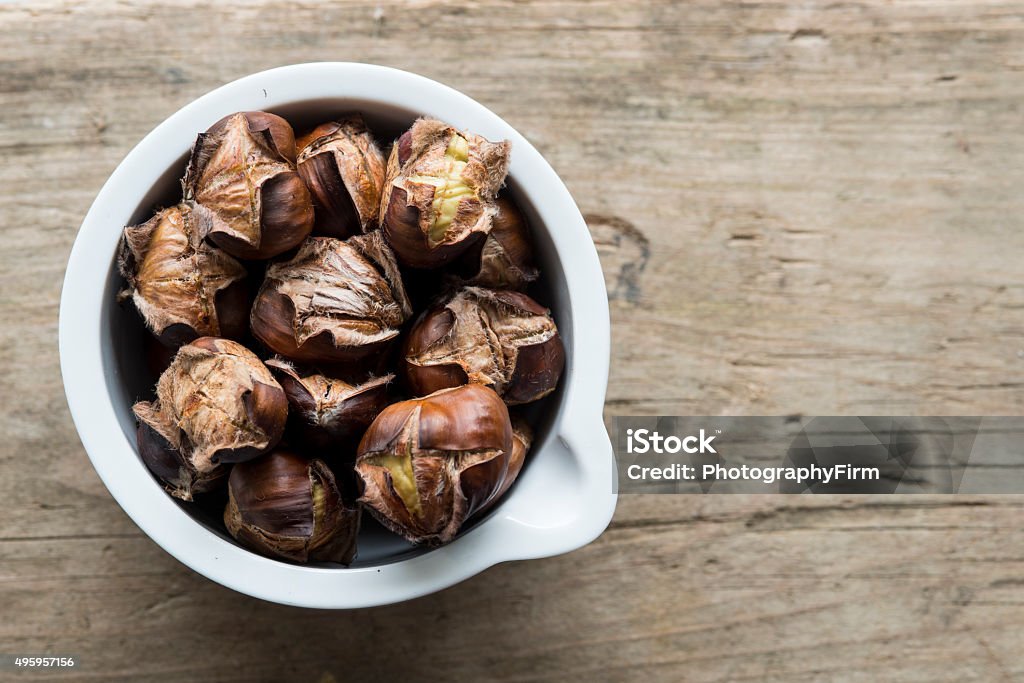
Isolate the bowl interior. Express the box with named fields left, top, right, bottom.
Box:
left=100, top=98, right=573, bottom=568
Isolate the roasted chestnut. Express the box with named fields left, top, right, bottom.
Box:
left=379, top=118, right=510, bottom=269
left=266, top=357, right=392, bottom=454
left=251, top=232, right=412, bottom=363
left=224, top=448, right=359, bottom=564
left=453, top=196, right=538, bottom=290
left=119, top=109, right=572, bottom=560
left=132, top=337, right=288, bottom=500
left=183, top=111, right=313, bottom=259
left=296, top=115, right=386, bottom=238
left=403, top=287, right=564, bottom=404
left=118, top=202, right=250, bottom=347
left=355, top=384, right=513, bottom=545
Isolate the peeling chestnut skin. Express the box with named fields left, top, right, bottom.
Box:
left=224, top=449, right=359, bottom=564
left=379, top=118, right=511, bottom=269
left=403, top=287, right=565, bottom=405
left=134, top=413, right=227, bottom=496
left=132, top=337, right=288, bottom=500
left=118, top=202, right=250, bottom=347
left=355, top=385, right=513, bottom=545
left=183, top=111, right=313, bottom=260
left=296, top=116, right=386, bottom=238
left=453, top=196, right=538, bottom=290
left=250, top=233, right=412, bottom=363
left=266, top=357, right=392, bottom=455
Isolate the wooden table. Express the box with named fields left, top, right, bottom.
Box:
left=4, top=1, right=1024, bottom=680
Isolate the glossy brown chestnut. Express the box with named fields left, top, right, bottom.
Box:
left=183, top=111, right=313, bottom=260
left=250, top=232, right=411, bottom=363
left=453, top=196, right=538, bottom=290
left=403, top=287, right=565, bottom=404
left=266, top=357, right=392, bottom=454
left=224, top=449, right=359, bottom=564
left=132, top=337, right=288, bottom=500
left=296, top=115, right=386, bottom=238
left=379, top=118, right=510, bottom=269
left=355, top=384, right=513, bottom=545
left=477, top=416, right=533, bottom=515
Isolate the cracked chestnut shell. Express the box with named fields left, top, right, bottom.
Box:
left=183, top=111, right=313, bottom=260
left=225, top=448, right=359, bottom=565
left=118, top=202, right=250, bottom=347
left=355, top=384, right=513, bottom=545
left=380, top=118, right=510, bottom=269
left=296, top=115, right=386, bottom=238
left=453, top=196, right=538, bottom=290
left=132, top=337, right=288, bottom=500
left=266, top=357, right=392, bottom=454
left=403, top=287, right=565, bottom=404
left=478, top=416, right=533, bottom=516
left=251, top=232, right=411, bottom=363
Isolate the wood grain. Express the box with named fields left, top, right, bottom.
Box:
left=3, top=1, right=1024, bottom=681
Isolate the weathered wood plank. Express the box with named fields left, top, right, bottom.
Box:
left=3, top=1, right=1024, bottom=681
left=2, top=498, right=1024, bottom=681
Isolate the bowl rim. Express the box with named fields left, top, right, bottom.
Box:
left=59, top=62, right=616, bottom=608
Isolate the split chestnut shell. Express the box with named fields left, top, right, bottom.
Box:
left=266, top=357, right=392, bottom=454
left=251, top=233, right=412, bottom=363
left=355, top=384, right=513, bottom=545
left=403, top=287, right=564, bottom=404
left=478, top=416, right=533, bottom=515
left=132, top=338, right=288, bottom=500
left=379, top=118, right=510, bottom=269
left=118, top=202, right=250, bottom=347
left=296, top=116, right=386, bottom=238
left=225, top=449, right=359, bottom=565
left=184, top=111, right=313, bottom=260
left=453, top=196, right=538, bottom=290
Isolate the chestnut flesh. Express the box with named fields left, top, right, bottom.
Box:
left=379, top=118, right=510, bottom=269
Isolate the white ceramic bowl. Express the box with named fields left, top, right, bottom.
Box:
left=59, top=63, right=616, bottom=608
